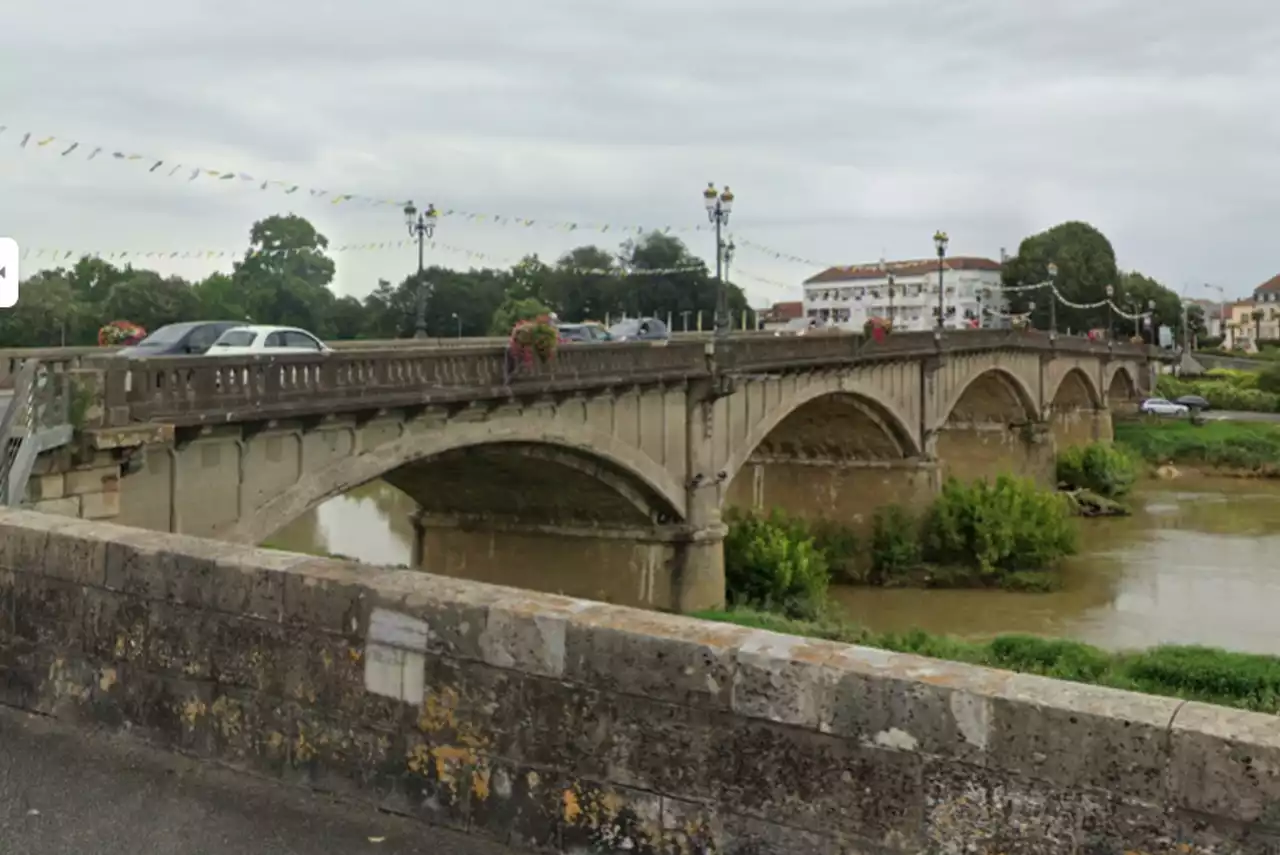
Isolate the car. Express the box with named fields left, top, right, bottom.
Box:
left=607, top=317, right=669, bottom=342
left=1139, top=397, right=1190, bottom=416
left=556, top=323, right=612, bottom=343
left=114, top=321, right=245, bottom=358
left=208, top=325, right=332, bottom=356
left=1174, top=394, right=1211, bottom=411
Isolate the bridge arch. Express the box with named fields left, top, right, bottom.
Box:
left=940, top=366, right=1041, bottom=425
left=225, top=421, right=687, bottom=545
left=1104, top=362, right=1140, bottom=403
left=721, top=383, right=921, bottom=492
left=1047, top=367, right=1103, bottom=411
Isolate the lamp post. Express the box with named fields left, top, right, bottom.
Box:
left=1105, top=284, right=1114, bottom=341
left=887, top=269, right=896, bottom=327
left=723, top=238, right=736, bottom=330
left=933, top=230, right=949, bottom=334
left=403, top=201, right=439, bottom=339
left=703, top=183, right=735, bottom=338
left=1146, top=299, right=1157, bottom=346
left=451, top=312, right=461, bottom=338
left=1046, top=263, right=1058, bottom=339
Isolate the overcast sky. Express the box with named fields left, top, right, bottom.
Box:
left=2, top=0, right=1279, bottom=307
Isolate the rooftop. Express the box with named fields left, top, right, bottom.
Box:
left=1254, top=273, right=1280, bottom=294
left=804, top=257, right=1001, bottom=285
left=760, top=300, right=803, bottom=322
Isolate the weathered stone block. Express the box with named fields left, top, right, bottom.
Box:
left=563, top=607, right=751, bottom=710
left=706, top=715, right=924, bottom=841
left=42, top=519, right=109, bottom=585
left=368, top=571, right=509, bottom=660
left=31, top=496, right=81, bottom=518
left=65, top=464, right=120, bottom=496
left=987, top=671, right=1179, bottom=802
left=825, top=644, right=1001, bottom=766
left=0, top=509, right=64, bottom=573
left=80, top=489, right=121, bottom=519
left=104, top=531, right=290, bottom=621
left=26, top=472, right=65, bottom=501
left=465, top=758, right=564, bottom=851
left=280, top=557, right=373, bottom=637
left=1170, top=702, right=1280, bottom=827
left=731, top=629, right=846, bottom=730
left=479, top=590, right=605, bottom=678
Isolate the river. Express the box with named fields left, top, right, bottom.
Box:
left=269, top=476, right=1280, bottom=655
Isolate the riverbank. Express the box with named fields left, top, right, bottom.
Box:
left=1114, top=418, right=1280, bottom=476
left=698, top=606, right=1280, bottom=714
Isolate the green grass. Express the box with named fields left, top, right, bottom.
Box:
left=697, top=608, right=1280, bottom=713
left=1114, top=419, right=1280, bottom=473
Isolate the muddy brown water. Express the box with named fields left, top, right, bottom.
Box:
left=270, top=476, right=1280, bottom=655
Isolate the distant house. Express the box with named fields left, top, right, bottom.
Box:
left=758, top=300, right=803, bottom=331
left=1225, top=274, right=1280, bottom=348
left=802, top=256, right=1007, bottom=332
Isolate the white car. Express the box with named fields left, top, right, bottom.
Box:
left=1139, top=397, right=1189, bottom=416
left=208, top=325, right=332, bottom=356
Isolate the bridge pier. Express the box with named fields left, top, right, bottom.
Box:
left=408, top=512, right=725, bottom=613
left=723, top=455, right=940, bottom=531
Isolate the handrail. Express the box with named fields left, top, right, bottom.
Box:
left=82, top=330, right=1159, bottom=428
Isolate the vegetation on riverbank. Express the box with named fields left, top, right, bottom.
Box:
left=1115, top=419, right=1280, bottom=475
left=723, top=475, right=1077, bottom=613
left=697, top=607, right=1280, bottom=714
left=1055, top=441, right=1136, bottom=498
left=1157, top=366, right=1280, bottom=412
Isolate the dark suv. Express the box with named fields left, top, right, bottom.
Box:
left=114, top=321, right=244, bottom=357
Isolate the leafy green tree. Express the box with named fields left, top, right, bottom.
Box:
left=0, top=272, right=93, bottom=346
left=101, top=270, right=201, bottom=333
left=232, top=214, right=337, bottom=333
left=1004, top=221, right=1120, bottom=334
left=1116, top=271, right=1185, bottom=343
left=191, top=272, right=249, bottom=321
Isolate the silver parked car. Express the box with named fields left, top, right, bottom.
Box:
left=1139, top=397, right=1189, bottom=417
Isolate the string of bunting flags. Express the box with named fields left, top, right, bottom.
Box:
left=0, top=123, right=727, bottom=236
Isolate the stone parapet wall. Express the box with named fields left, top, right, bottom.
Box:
left=0, top=509, right=1273, bottom=853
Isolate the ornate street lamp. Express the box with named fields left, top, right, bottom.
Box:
left=1047, top=262, right=1058, bottom=339
left=403, top=201, right=439, bottom=339
left=1146, top=298, right=1157, bottom=346
left=933, top=230, right=949, bottom=334
left=704, top=184, right=734, bottom=337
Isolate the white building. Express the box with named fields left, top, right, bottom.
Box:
left=802, top=257, right=1008, bottom=332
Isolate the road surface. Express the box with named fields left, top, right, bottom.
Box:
left=0, top=707, right=515, bottom=855
left=1200, top=409, right=1280, bottom=424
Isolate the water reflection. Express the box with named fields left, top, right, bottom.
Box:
left=271, top=475, right=1280, bottom=654
left=270, top=480, right=417, bottom=567
left=833, top=476, right=1280, bottom=654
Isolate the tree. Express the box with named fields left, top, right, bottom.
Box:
left=0, top=272, right=92, bottom=347
left=1116, top=271, right=1184, bottom=343
left=1252, top=308, right=1265, bottom=343
left=1003, top=221, right=1119, bottom=334
left=232, top=214, right=338, bottom=333
left=101, top=270, right=201, bottom=332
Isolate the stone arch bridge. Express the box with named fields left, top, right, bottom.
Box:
left=28, top=330, right=1156, bottom=613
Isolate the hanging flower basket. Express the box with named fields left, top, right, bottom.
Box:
left=1011, top=315, right=1031, bottom=332
left=98, top=320, right=147, bottom=347
left=508, top=315, right=559, bottom=367
left=863, top=316, right=892, bottom=343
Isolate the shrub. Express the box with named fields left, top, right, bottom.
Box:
left=1055, top=442, right=1137, bottom=498
left=1115, top=420, right=1280, bottom=472
left=1155, top=372, right=1280, bottom=412
left=1257, top=365, right=1280, bottom=395
left=921, top=476, right=1077, bottom=576
left=723, top=508, right=830, bottom=619
left=869, top=505, right=921, bottom=582
left=807, top=518, right=860, bottom=582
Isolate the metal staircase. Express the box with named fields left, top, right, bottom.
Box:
left=0, top=360, right=73, bottom=506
